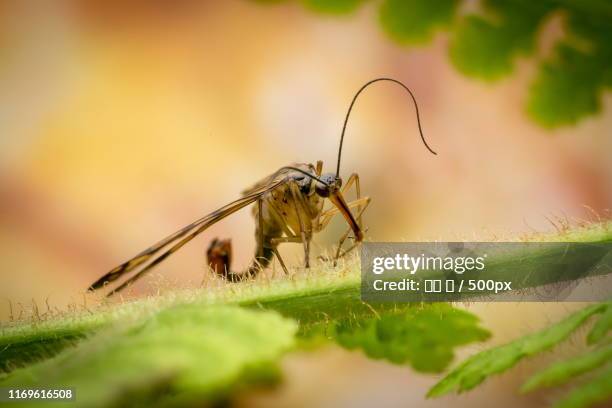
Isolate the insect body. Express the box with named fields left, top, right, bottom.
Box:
left=229, top=161, right=366, bottom=280
left=88, top=78, right=436, bottom=297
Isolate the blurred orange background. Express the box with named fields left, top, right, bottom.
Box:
left=1, top=0, right=611, bottom=314
left=1, top=2, right=611, bottom=407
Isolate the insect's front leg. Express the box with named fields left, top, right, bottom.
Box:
left=314, top=172, right=372, bottom=263
left=333, top=197, right=371, bottom=262
left=316, top=173, right=367, bottom=230
left=343, top=173, right=363, bottom=226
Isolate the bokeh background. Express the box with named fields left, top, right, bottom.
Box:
left=0, top=1, right=610, bottom=406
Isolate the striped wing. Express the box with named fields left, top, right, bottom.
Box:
left=88, top=170, right=292, bottom=296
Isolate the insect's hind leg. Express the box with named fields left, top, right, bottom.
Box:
left=210, top=198, right=278, bottom=282
left=244, top=244, right=276, bottom=279
left=244, top=198, right=277, bottom=279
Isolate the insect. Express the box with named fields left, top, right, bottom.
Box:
left=88, top=78, right=437, bottom=297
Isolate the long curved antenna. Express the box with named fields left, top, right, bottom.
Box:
left=336, top=78, right=437, bottom=177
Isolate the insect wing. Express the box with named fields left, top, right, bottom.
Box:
left=89, top=175, right=290, bottom=295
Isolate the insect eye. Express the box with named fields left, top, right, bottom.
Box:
left=315, top=173, right=338, bottom=197
left=315, top=182, right=330, bottom=197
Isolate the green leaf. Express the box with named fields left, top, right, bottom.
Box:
left=527, top=2, right=612, bottom=127
left=448, top=0, right=612, bottom=125
left=527, top=44, right=608, bottom=127
left=588, top=302, right=612, bottom=344
left=333, top=303, right=490, bottom=373
left=301, top=0, right=366, bottom=15
left=427, top=303, right=607, bottom=397
left=449, top=0, right=550, bottom=80
left=2, top=222, right=610, bottom=373
left=521, top=344, right=612, bottom=392
left=0, top=305, right=297, bottom=407
left=553, top=364, right=612, bottom=408
left=250, top=0, right=612, bottom=126
left=379, top=0, right=459, bottom=44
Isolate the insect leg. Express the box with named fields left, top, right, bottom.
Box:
left=331, top=173, right=361, bottom=198
left=336, top=242, right=359, bottom=260
left=316, top=173, right=365, bottom=230
left=305, top=235, right=311, bottom=268
left=333, top=198, right=371, bottom=261
left=242, top=198, right=269, bottom=279
left=327, top=198, right=371, bottom=266
left=270, top=236, right=302, bottom=244
left=317, top=197, right=370, bottom=231
left=342, top=173, right=362, bottom=225
left=249, top=197, right=297, bottom=277
left=272, top=247, right=289, bottom=275
left=258, top=199, right=263, bottom=257
left=268, top=235, right=302, bottom=275
left=289, top=182, right=312, bottom=268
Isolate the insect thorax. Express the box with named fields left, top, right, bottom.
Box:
left=253, top=165, right=324, bottom=239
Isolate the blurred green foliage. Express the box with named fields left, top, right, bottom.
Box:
left=252, top=0, right=366, bottom=14
left=521, top=344, right=612, bottom=392
left=429, top=301, right=612, bottom=408
left=252, top=0, right=612, bottom=128
left=379, top=0, right=458, bottom=44
left=553, top=365, right=612, bottom=408
left=1, top=223, right=611, bottom=406
left=448, top=1, right=550, bottom=80
left=302, top=0, right=366, bottom=15
left=333, top=303, right=490, bottom=372
left=0, top=305, right=297, bottom=407
left=0, top=299, right=489, bottom=407
left=587, top=300, right=612, bottom=344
